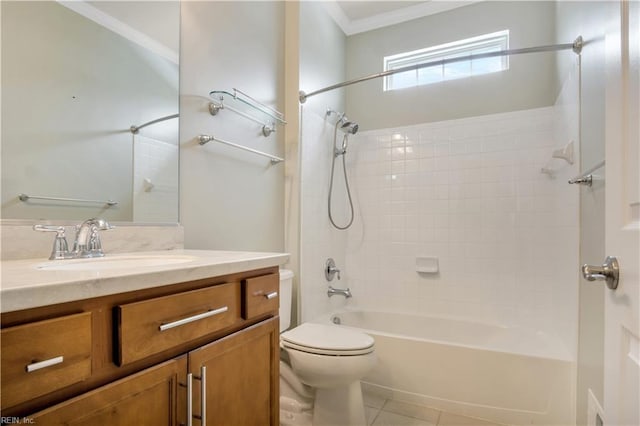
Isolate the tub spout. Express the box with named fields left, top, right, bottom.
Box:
left=327, top=286, right=352, bottom=298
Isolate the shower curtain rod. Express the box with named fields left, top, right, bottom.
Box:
left=130, top=113, right=179, bottom=134
left=299, top=36, right=583, bottom=104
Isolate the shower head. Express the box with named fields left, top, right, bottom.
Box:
left=326, top=109, right=359, bottom=134
left=341, top=121, right=359, bottom=135
left=337, top=114, right=358, bottom=135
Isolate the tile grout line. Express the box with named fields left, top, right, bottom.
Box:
left=380, top=397, right=443, bottom=426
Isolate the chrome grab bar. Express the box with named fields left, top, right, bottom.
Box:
left=158, top=306, right=228, bottom=331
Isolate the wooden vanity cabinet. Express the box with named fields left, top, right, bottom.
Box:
left=30, top=357, right=187, bottom=426
left=0, top=267, right=280, bottom=425
left=189, top=318, right=279, bottom=426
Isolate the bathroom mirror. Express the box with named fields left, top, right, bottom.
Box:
left=1, top=1, right=180, bottom=223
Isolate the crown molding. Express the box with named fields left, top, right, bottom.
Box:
left=57, top=1, right=178, bottom=65
left=324, top=1, right=483, bottom=36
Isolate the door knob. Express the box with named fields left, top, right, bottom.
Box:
left=582, top=256, right=619, bottom=290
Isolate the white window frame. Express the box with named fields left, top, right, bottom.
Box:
left=383, top=30, right=510, bottom=91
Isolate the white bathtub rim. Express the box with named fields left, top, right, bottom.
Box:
left=312, top=308, right=573, bottom=362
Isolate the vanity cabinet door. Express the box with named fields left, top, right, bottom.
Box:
left=30, top=356, right=187, bottom=426
left=188, top=317, right=279, bottom=426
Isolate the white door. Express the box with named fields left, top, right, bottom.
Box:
left=603, top=1, right=640, bottom=425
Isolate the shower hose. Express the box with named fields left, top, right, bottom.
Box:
left=328, top=126, right=354, bottom=230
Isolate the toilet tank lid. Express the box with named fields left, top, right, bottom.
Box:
left=280, top=269, right=294, bottom=279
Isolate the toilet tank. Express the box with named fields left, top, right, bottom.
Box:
left=279, top=269, right=293, bottom=332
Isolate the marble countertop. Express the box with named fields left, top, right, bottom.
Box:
left=0, top=249, right=289, bottom=313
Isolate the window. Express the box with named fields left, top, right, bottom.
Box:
left=383, top=30, right=510, bottom=91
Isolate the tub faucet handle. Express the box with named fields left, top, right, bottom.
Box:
left=325, top=258, right=341, bottom=281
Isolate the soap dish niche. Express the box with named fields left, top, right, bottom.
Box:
left=416, top=256, right=439, bottom=274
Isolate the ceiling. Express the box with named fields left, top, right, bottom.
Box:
left=336, top=1, right=424, bottom=21
left=327, top=0, right=482, bottom=35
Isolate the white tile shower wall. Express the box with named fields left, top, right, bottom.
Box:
left=133, top=135, right=179, bottom=223
left=344, top=104, right=579, bottom=356
left=550, top=57, right=581, bottom=356
left=300, top=108, right=350, bottom=322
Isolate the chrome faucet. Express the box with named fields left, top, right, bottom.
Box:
left=34, top=218, right=113, bottom=260
left=327, top=286, right=352, bottom=298
left=73, top=218, right=113, bottom=258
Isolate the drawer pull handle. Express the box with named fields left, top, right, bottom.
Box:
left=159, top=306, right=228, bottom=331
left=26, top=356, right=64, bottom=373
left=264, top=291, right=278, bottom=300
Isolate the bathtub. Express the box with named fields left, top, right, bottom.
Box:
left=313, top=310, right=575, bottom=426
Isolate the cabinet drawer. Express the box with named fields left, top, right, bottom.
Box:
left=242, top=274, right=279, bottom=320
left=116, top=282, right=240, bottom=365
left=1, top=312, right=92, bottom=409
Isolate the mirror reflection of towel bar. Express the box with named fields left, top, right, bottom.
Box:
left=130, top=113, right=179, bottom=134
left=19, top=193, right=118, bottom=206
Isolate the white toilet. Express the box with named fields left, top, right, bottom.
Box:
left=278, top=270, right=376, bottom=426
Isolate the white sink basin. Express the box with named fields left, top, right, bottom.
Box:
left=35, top=255, right=197, bottom=272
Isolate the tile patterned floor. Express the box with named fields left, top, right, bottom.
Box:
left=363, top=392, right=504, bottom=426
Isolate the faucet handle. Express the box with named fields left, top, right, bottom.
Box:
left=34, top=224, right=65, bottom=234
left=33, top=225, right=70, bottom=260
left=325, top=258, right=341, bottom=281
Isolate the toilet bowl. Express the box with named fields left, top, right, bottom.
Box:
left=278, top=270, right=376, bottom=426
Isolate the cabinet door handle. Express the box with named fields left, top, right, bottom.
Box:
left=186, top=373, right=193, bottom=426
left=159, top=306, right=228, bottom=331
left=200, top=366, right=207, bottom=425
left=26, top=356, right=64, bottom=373
left=192, top=366, right=207, bottom=425
left=264, top=291, right=278, bottom=300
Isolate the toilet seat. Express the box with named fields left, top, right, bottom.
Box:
left=281, top=323, right=374, bottom=356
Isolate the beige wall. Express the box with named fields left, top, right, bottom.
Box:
left=344, top=1, right=558, bottom=130
left=299, top=1, right=347, bottom=116
left=179, top=1, right=285, bottom=252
